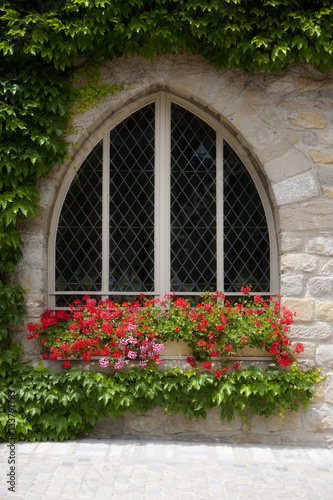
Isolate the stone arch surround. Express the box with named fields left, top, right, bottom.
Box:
left=13, top=54, right=333, bottom=446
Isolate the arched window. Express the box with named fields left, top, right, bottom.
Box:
left=49, top=94, right=277, bottom=307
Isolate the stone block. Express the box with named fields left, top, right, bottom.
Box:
left=280, top=236, right=304, bottom=252
left=238, top=107, right=285, bottom=147
left=266, top=74, right=296, bottom=93
left=165, top=54, right=210, bottom=98
left=265, top=149, right=313, bottom=183
left=266, top=410, right=302, bottom=432
left=279, top=200, right=333, bottom=231
left=270, top=91, right=315, bottom=111
left=306, top=236, right=333, bottom=256
left=12, top=268, right=45, bottom=295
left=241, top=412, right=269, bottom=435
left=272, top=172, right=318, bottom=205
left=281, top=275, right=304, bottom=296
left=314, top=94, right=333, bottom=110
left=19, top=234, right=45, bottom=269
left=16, top=206, right=47, bottom=235
left=202, top=406, right=242, bottom=433
left=163, top=412, right=201, bottom=435
left=303, top=405, right=333, bottom=433
left=25, top=294, right=46, bottom=311
left=289, top=322, right=332, bottom=341
left=297, top=76, right=333, bottom=91
left=297, top=359, right=317, bottom=371
left=281, top=298, right=315, bottom=322
left=281, top=254, right=317, bottom=273
left=317, top=345, right=333, bottom=368
left=224, top=82, right=269, bottom=129
left=211, top=69, right=248, bottom=111
left=310, top=150, right=333, bottom=164
left=254, top=128, right=300, bottom=164
left=289, top=112, right=328, bottom=129
left=317, top=302, right=333, bottom=322
left=301, top=131, right=318, bottom=146
left=323, top=187, right=333, bottom=198
left=312, top=381, right=325, bottom=403
left=324, top=375, right=333, bottom=405
left=318, top=129, right=333, bottom=147
left=126, top=409, right=166, bottom=434
left=308, top=277, right=333, bottom=297
left=89, top=416, right=125, bottom=438
left=321, top=259, right=333, bottom=275
left=37, top=179, right=57, bottom=208
left=316, top=165, right=333, bottom=188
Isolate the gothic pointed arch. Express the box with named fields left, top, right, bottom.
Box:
left=48, top=93, right=278, bottom=307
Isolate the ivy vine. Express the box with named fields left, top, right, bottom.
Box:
left=0, top=0, right=331, bottom=439
left=0, top=347, right=324, bottom=441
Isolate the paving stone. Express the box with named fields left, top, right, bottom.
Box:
left=2, top=439, right=333, bottom=499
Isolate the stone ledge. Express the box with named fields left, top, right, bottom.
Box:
left=87, top=406, right=332, bottom=447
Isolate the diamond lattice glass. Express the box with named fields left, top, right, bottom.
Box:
left=223, top=142, right=270, bottom=292
left=109, top=104, right=155, bottom=292
left=56, top=140, right=103, bottom=304
left=170, top=104, right=217, bottom=292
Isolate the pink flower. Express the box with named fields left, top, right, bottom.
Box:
left=99, top=357, right=109, bottom=368
left=127, top=350, right=137, bottom=359
left=152, top=343, right=164, bottom=354
left=114, top=358, right=125, bottom=370
left=139, top=360, right=148, bottom=367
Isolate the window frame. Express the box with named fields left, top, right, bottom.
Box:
left=48, top=92, right=278, bottom=308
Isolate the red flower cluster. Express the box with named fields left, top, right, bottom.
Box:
left=27, top=288, right=303, bottom=376
left=27, top=296, right=164, bottom=369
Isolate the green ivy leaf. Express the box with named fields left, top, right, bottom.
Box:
left=221, top=403, right=234, bottom=423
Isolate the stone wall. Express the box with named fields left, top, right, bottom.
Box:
left=12, top=54, right=333, bottom=446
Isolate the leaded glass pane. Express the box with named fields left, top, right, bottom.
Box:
left=55, top=295, right=102, bottom=308
left=56, top=140, right=103, bottom=305
left=109, top=104, right=155, bottom=292
left=223, top=143, right=270, bottom=292
left=170, top=104, right=216, bottom=292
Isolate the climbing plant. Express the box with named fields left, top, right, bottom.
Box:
left=0, top=349, right=325, bottom=441
left=0, top=0, right=331, bottom=439
left=1, top=0, right=333, bottom=346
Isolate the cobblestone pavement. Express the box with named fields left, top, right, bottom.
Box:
left=1, top=438, right=333, bottom=500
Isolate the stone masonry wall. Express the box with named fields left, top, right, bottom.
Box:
left=11, top=54, right=333, bottom=447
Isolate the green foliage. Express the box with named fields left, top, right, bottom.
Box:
left=1, top=1, right=332, bottom=335
left=69, top=62, right=129, bottom=117
left=0, top=350, right=325, bottom=441
left=2, top=1, right=333, bottom=73
left=0, top=0, right=330, bottom=438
